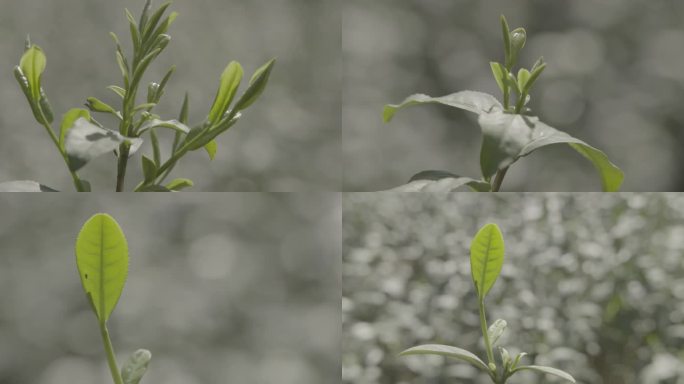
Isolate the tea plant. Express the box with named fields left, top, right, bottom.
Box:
left=0, top=1, right=275, bottom=192
left=383, top=15, right=623, bottom=192
left=400, top=223, right=576, bottom=383
left=76, top=213, right=150, bottom=384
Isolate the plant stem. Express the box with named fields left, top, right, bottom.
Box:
left=99, top=322, right=124, bottom=384
left=479, top=298, right=495, bottom=365
left=115, top=144, right=130, bottom=191
left=491, top=167, right=509, bottom=192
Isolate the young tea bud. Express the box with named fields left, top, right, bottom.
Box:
left=488, top=362, right=497, bottom=372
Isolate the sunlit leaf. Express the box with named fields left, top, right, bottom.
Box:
left=383, top=91, right=503, bottom=123
left=470, top=223, right=505, bottom=299
left=208, top=61, right=243, bottom=123
left=233, top=58, right=276, bottom=112
left=19, top=45, right=46, bottom=101
left=75, top=213, right=128, bottom=323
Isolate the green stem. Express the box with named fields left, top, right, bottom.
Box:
left=115, top=144, right=130, bottom=192
left=99, top=323, right=124, bottom=384
left=479, top=298, right=495, bottom=366
left=491, top=167, right=509, bottom=192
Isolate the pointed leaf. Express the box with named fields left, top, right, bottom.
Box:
left=75, top=213, right=128, bottom=323
left=208, top=61, right=243, bottom=123
left=165, top=178, right=194, bottom=191
left=121, top=349, right=152, bottom=384
left=517, top=68, right=531, bottom=91
left=204, top=139, right=217, bottom=160
left=233, top=58, right=276, bottom=112
left=19, top=45, right=46, bottom=101
left=388, top=171, right=490, bottom=192
left=0, top=180, right=57, bottom=192
left=514, top=365, right=576, bottom=383
left=108, top=85, right=127, bottom=99
left=399, top=344, right=489, bottom=372
left=383, top=91, right=502, bottom=123
left=141, top=155, right=157, bottom=184
left=470, top=223, right=504, bottom=299
left=490, top=62, right=506, bottom=93
left=487, top=319, right=507, bottom=346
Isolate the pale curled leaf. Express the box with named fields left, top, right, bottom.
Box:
left=399, top=344, right=489, bottom=372
left=387, top=171, right=490, bottom=192
left=383, top=91, right=503, bottom=123
left=0, top=180, right=57, bottom=192
left=514, top=365, right=576, bottom=383
left=75, top=213, right=128, bottom=323
left=121, top=349, right=152, bottom=384
left=470, top=223, right=505, bottom=299
left=487, top=319, right=507, bottom=346
left=65, top=118, right=143, bottom=171
left=138, top=119, right=190, bottom=134
left=478, top=111, right=624, bottom=191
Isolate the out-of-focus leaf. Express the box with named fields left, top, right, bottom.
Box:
left=0, top=180, right=57, bottom=192
left=75, top=213, right=128, bottom=323
left=399, top=344, right=489, bottom=372
left=470, top=223, right=505, bottom=299
left=487, top=319, right=507, bottom=346
left=138, top=119, right=190, bottom=134
left=121, top=349, right=152, bottom=384
left=204, top=139, right=217, bottom=160
left=141, top=155, right=157, bottom=184
left=514, top=365, right=576, bottom=383
left=60, top=109, right=92, bottom=148
left=165, top=178, right=193, bottom=191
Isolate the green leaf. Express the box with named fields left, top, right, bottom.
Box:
left=388, top=171, right=490, bottom=192
left=517, top=68, right=531, bottom=91
left=121, top=349, right=151, bottom=384
left=470, top=223, right=504, bottom=299
left=86, top=97, right=119, bottom=115
left=208, top=61, right=244, bottom=123
left=490, top=62, right=506, bottom=93
left=38, top=88, right=54, bottom=124
left=141, top=155, right=157, bottom=184
left=142, top=2, right=171, bottom=40
left=478, top=111, right=624, bottom=191
left=512, top=352, right=528, bottom=369
left=204, top=139, right=217, bottom=160
left=233, top=58, right=276, bottom=112
left=75, top=213, right=129, bottom=323
left=60, top=108, right=91, bottom=149
left=399, top=344, right=489, bottom=372
left=383, top=91, right=502, bottom=123
left=487, top=319, right=507, bottom=346
left=500, top=15, right=511, bottom=68
left=108, top=85, right=127, bottom=99
left=522, top=63, right=546, bottom=94
left=19, top=45, right=46, bottom=101
left=186, top=113, right=242, bottom=151
left=499, top=347, right=511, bottom=371
left=138, top=185, right=171, bottom=192
left=514, top=365, right=576, bottom=383
left=165, top=178, right=194, bottom=191
left=0, top=180, right=57, bottom=192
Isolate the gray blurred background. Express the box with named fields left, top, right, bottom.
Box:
left=343, top=0, right=684, bottom=191
left=0, top=0, right=340, bottom=191
left=0, top=193, right=340, bottom=384
left=343, top=193, right=684, bottom=384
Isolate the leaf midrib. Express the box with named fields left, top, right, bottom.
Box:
left=479, top=228, right=494, bottom=296
left=99, top=216, right=105, bottom=323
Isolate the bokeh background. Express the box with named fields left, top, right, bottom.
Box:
left=343, top=0, right=684, bottom=191
left=343, top=193, right=684, bottom=384
left=0, top=193, right=340, bottom=384
left=0, top=0, right=340, bottom=191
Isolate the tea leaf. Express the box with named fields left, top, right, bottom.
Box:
left=490, top=62, right=506, bottom=93
left=65, top=118, right=142, bottom=171
left=60, top=109, right=92, bottom=149
left=208, top=61, right=243, bottom=123
left=389, top=171, right=490, bottom=192
left=478, top=111, right=624, bottom=191
left=165, top=178, right=193, bottom=191
left=75, top=213, right=128, bottom=323
left=19, top=45, right=46, bottom=101
left=0, top=180, right=57, bottom=192
left=470, top=223, right=504, bottom=299
left=138, top=119, right=190, bottom=135
left=141, top=155, right=157, bottom=183
left=383, top=91, right=502, bottom=123
left=233, top=58, right=276, bottom=112
left=121, top=349, right=152, bottom=384
left=514, top=365, right=576, bottom=383
left=399, top=344, right=489, bottom=372
left=204, top=139, right=217, bottom=160
left=487, top=319, right=507, bottom=346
